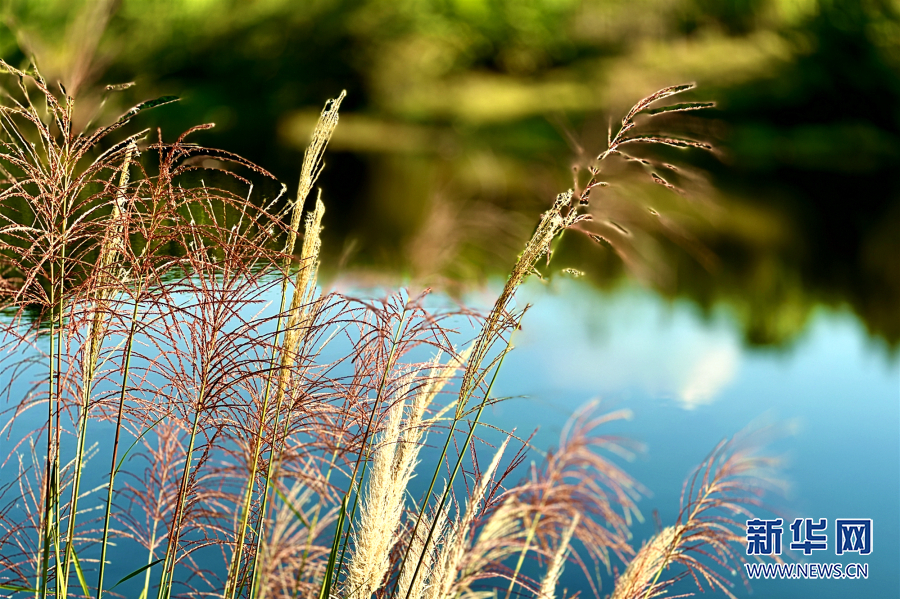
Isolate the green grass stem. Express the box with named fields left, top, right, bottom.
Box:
left=96, top=287, right=143, bottom=599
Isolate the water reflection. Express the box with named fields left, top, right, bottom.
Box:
left=503, top=280, right=744, bottom=411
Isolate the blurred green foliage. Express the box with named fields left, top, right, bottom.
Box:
left=1, top=0, right=897, bottom=348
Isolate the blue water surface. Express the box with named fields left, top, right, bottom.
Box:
left=2, top=277, right=897, bottom=599
left=484, top=278, right=899, bottom=599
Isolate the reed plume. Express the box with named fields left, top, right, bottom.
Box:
left=344, top=375, right=415, bottom=599
left=345, top=348, right=471, bottom=599
left=538, top=513, right=580, bottom=599
left=398, top=498, right=450, bottom=599
left=609, top=526, right=681, bottom=599
left=609, top=432, right=779, bottom=599
left=428, top=437, right=512, bottom=599
left=228, top=90, right=341, bottom=599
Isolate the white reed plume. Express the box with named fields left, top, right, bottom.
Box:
left=538, top=513, right=580, bottom=599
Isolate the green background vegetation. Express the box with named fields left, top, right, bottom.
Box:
left=2, top=0, right=897, bottom=348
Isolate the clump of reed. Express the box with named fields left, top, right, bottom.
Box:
left=0, top=61, right=775, bottom=599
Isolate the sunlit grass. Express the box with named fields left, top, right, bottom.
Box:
left=0, top=63, right=777, bottom=599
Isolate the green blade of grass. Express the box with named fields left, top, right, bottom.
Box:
left=1, top=583, right=39, bottom=592
left=110, top=558, right=165, bottom=590
left=269, top=481, right=310, bottom=528
left=71, top=546, right=91, bottom=598
left=317, top=494, right=348, bottom=599
left=115, top=413, right=169, bottom=475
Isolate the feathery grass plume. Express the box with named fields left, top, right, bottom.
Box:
left=281, top=193, right=326, bottom=363
left=269, top=191, right=327, bottom=452
left=399, top=86, right=715, bottom=597
left=538, top=513, right=580, bottom=599
left=228, top=90, right=341, bottom=599
left=286, top=91, right=345, bottom=256
left=398, top=189, right=590, bottom=599
left=456, top=494, right=526, bottom=596
left=0, top=62, right=203, bottom=599
left=395, top=348, right=471, bottom=474
left=457, top=188, right=589, bottom=411
left=152, top=216, right=286, bottom=599
left=573, top=84, right=717, bottom=286
left=0, top=441, right=45, bottom=591
left=387, top=351, right=469, bottom=599
left=247, top=194, right=327, bottom=593
left=419, top=508, right=452, bottom=599
left=461, top=403, right=641, bottom=599
left=73, top=119, right=281, bottom=599
left=253, top=477, right=335, bottom=599
left=114, top=420, right=185, bottom=599
left=428, top=437, right=511, bottom=599
left=343, top=375, right=415, bottom=599
left=106, top=131, right=284, bottom=598
left=399, top=497, right=450, bottom=599
left=0, top=59, right=177, bottom=311
left=526, top=403, right=643, bottom=560
left=344, top=349, right=470, bottom=599
left=233, top=292, right=463, bottom=599
left=62, top=139, right=136, bottom=594
left=610, top=431, right=780, bottom=599
left=95, top=140, right=149, bottom=599
left=609, top=526, right=681, bottom=599
left=0, top=63, right=282, bottom=598
left=320, top=300, right=422, bottom=599
left=599, top=83, right=713, bottom=166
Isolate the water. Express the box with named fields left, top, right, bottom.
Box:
left=484, top=278, right=899, bottom=598
left=1, top=278, right=896, bottom=598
